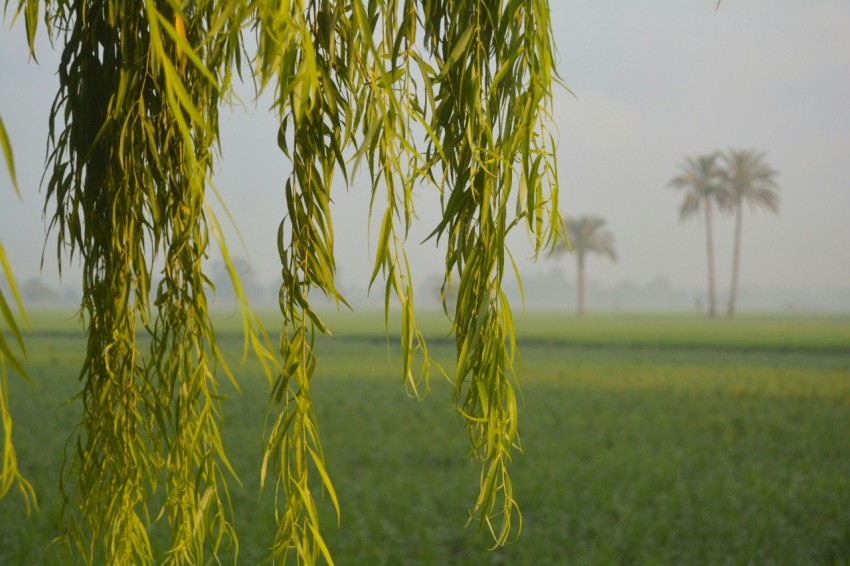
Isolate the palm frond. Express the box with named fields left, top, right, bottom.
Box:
left=669, top=152, right=725, bottom=220
left=723, top=148, right=780, bottom=215
left=564, top=215, right=616, bottom=262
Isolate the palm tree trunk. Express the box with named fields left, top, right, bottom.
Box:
left=704, top=201, right=716, bottom=318
left=576, top=251, right=585, bottom=316
left=728, top=199, right=743, bottom=317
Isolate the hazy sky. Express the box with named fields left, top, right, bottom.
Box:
left=2, top=2, right=849, bottom=302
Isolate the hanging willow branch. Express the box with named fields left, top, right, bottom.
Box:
left=254, top=4, right=347, bottom=562
left=421, top=0, right=561, bottom=543
left=0, top=115, right=37, bottom=512
left=5, top=0, right=560, bottom=563
left=253, top=1, right=560, bottom=556
left=40, top=1, right=270, bottom=563
left=1, top=0, right=40, bottom=515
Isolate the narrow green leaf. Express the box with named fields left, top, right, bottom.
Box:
left=369, top=208, right=392, bottom=288
left=0, top=116, right=19, bottom=196
left=440, top=26, right=475, bottom=77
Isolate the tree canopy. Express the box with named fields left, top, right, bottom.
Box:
left=0, top=1, right=561, bottom=564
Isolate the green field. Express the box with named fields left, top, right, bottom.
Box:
left=2, top=311, right=850, bottom=564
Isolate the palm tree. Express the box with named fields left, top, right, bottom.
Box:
left=721, top=149, right=780, bottom=317
left=559, top=216, right=616, bottom=316
left=669, top=153, right=725, bottom=318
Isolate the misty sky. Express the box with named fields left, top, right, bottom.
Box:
left=1, top=2, right=848, bottom=304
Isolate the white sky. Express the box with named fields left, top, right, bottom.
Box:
left=1, top=1, right=849, bottom=301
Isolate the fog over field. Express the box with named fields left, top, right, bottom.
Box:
left=2, top=2, right=848, bottom=311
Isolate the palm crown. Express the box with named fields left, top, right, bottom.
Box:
left=564, top=216, right=617, bottom=261
left=722, top=149, right=780, bottom=213
left=669, top=153, right=726, bottom=220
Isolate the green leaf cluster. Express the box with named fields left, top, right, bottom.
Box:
left=1, top=1, right=561, bottom=563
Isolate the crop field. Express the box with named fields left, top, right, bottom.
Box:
left=2, top=310, right=849, bottom=564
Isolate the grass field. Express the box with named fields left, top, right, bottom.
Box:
left=2, top=310, right=849, bottom=564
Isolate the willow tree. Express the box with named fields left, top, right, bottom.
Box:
left=2, top=0, right=561, bottom=564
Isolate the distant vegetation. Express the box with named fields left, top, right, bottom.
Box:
left=723, top=149, right=780, bottom=316
left=545, top=148, right=780, bottom=319
left=670, top=149, right=780, bottom=318
left=553, top=216, right=617, bottom=316
left=670, top=153, right=725, bottom=317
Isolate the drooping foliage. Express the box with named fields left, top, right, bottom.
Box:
left=1, top=1, right=561, bottom=564
left=0, top=114, right=37, bottom=513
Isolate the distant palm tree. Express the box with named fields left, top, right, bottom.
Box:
left=721, top=149, right=780, bottom=317
left=669, top=153, right=725, bottom=318
left=558, top=216, right=616, bottom=316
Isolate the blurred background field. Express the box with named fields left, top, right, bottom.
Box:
left=2, top=310, right=849, bottom=564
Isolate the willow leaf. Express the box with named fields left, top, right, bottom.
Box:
left=0, top=116, right=18, bottom=196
